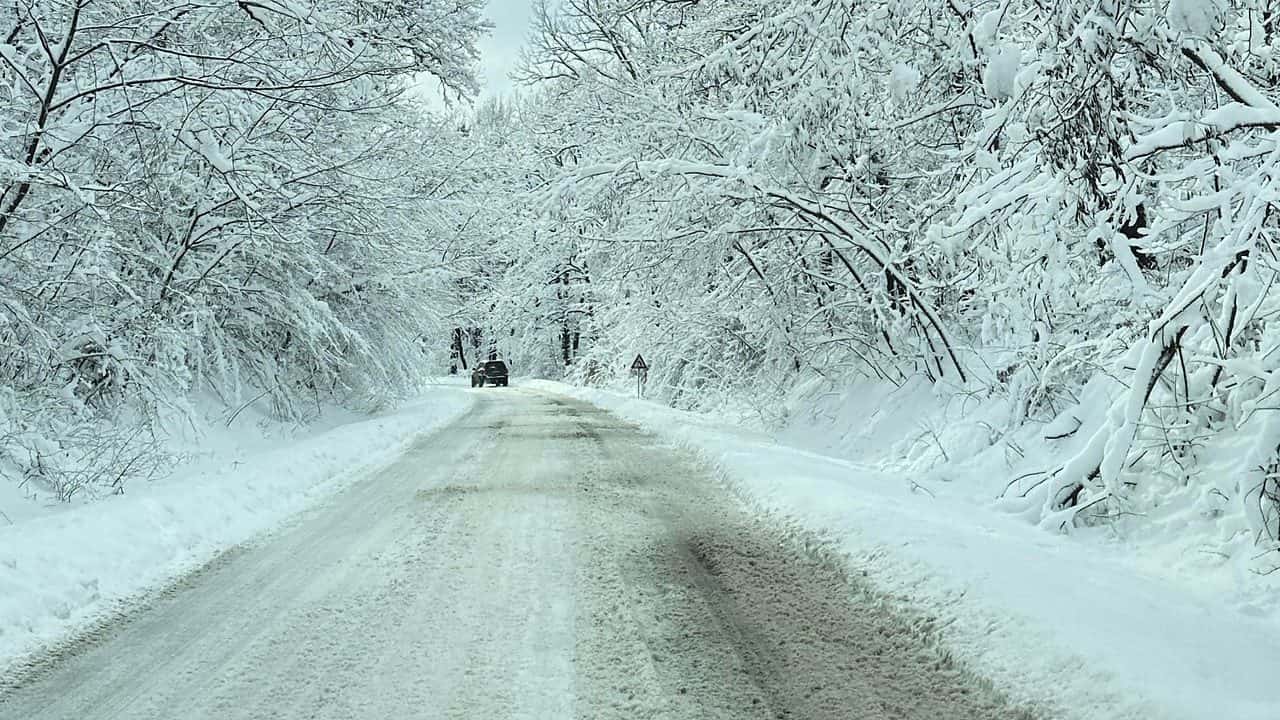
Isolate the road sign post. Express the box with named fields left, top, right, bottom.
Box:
left=629, top=354, right=649, bottom=398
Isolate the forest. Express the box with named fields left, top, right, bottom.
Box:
left=5, top=0, right=1280, bottom=566
left=0, top=0, right=487, bottom=499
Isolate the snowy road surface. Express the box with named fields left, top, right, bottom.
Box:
left=0, top=389, right=1032, bottom=719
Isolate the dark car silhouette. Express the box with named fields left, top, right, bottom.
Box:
left=472, top=360, right=509, bottom=387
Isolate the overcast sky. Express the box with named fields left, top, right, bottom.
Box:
left=476, top=0, right=536, bottom=98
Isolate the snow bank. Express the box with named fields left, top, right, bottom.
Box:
left=0, top=383, right=473, bottom=671
left=528, top=379, right=1280, bottom=720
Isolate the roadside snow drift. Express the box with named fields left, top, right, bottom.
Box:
left=0, top=385, right=473, bottom=672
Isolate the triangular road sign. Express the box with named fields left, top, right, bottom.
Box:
left=630, top=354, right=648, bottom=371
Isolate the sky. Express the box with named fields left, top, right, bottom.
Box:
left=476, top=0, right=536, bottom=98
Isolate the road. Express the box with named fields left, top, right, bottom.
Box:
left=0, top=388, right=1032, bottom=720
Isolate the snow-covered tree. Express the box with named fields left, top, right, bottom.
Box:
left=0, top=0, right=487, bottom=498
left=444, top=0, right=1280, bottom=565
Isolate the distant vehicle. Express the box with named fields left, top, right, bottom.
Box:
left=470, top=366, right=486, bottom=387
left=480, top=360, right=509, bottom=387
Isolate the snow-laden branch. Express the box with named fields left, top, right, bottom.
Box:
left=1128, top=36, right=1280, bottom=161
left=1178, top=38, right=1279, bottom=112
left=1127, top=104, right=1280, bottom=160
left=569, top=159, right=968, bottom=381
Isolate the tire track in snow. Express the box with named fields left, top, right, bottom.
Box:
left=564, top=393, right=1037, bottom=720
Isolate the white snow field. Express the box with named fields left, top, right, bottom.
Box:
left=0, top=384, right=475, bottom=675
left=526, top=379, right=1280, bottom=720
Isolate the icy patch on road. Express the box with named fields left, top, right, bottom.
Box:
left=528, top=379, right=1280, bottom=720
left=0, top=382, right=474, bottom=671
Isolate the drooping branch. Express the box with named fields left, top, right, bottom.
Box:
left=571, top=159, right=968, bottom=381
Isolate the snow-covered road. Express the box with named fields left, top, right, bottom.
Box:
left=0, top=388, right=1029, bottom=719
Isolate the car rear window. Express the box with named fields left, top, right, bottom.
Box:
left=484, top=361, right=507, bottom=371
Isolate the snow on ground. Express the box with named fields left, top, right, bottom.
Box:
left=527, top=378, right=1280, bottom=720
left=0, top=381, right=474, bottom=672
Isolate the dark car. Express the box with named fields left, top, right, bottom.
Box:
left=479, top=360, right=509, bottom=387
